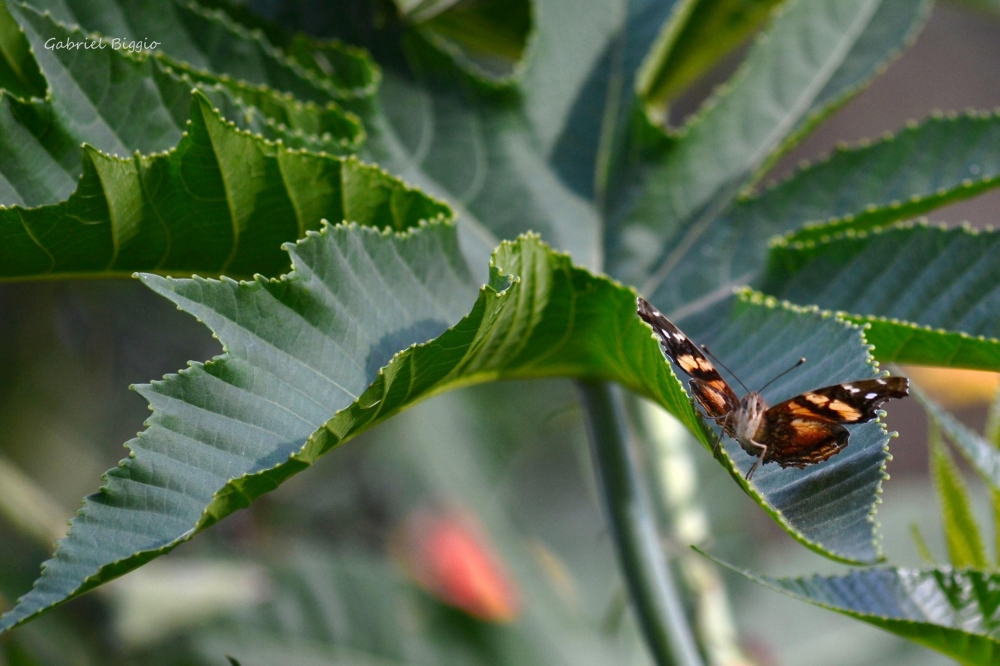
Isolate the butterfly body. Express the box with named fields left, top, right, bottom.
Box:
left=730, top=391, right=768, bottom=457
left=636, top=298, right=909, bottom=480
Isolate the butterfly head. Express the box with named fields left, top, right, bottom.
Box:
left=733, top=391, right=767, bottom=452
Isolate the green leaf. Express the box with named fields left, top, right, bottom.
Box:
left=0, top=0, right=45, bottom=100
left=696, top=110, right=1000, bottom=303
left=0, top=3, right=363, bottom=209
left=405, top=0, right=533, bottom=84
left=614, top=0, right=932, bottom=296
left=707, top=553, right=1000, bottom=666
left=0, top=221, right=894, bottom=633
left=917, top=385, right=1000, bottom=566
left=775, top=110, right=1000, bottom=244
left=929, top=420, right=988, bottom=568
left=919, top=388, right=1000, bottom=500
left=909, top=522, right=935, bottom=564
left=13, top=0, right=670, bottom=271
left=0, top=91, right=444, bottom=281
left=989, top=388, right=1000, bottom=567
left=758, top=222, right=1000, bottom=370
left=638, top=0, right=785, bottom=119
left=21, top=0, right=370, bottom=103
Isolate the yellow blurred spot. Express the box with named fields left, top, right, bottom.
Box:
left=903, top=366, right=1000, bottom=407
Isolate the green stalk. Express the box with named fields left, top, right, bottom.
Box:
left=577, top=381, right=704, bottom=666
left=631, top=397, right=752, bottom=666
left=0, top=453, right=66, bottom=549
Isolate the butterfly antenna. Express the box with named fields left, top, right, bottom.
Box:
left=700, top=344, right=750, bottom=393
left=758, top=358, right=807, bottom=393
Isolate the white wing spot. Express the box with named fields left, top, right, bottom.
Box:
left=865, top=392, right=878, bottom=399
left=844, top=385, right=859, bottom=393
left=875, top=379, right=886, bottom=385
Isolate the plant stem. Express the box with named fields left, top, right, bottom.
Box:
left=632, top=397, right=753, bottom=666
left=577, top=380, right=704, bottom=666
left=0, top=453, right=66, bottom=549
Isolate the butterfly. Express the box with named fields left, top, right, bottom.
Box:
left=636, top=298, right=909, bottom=480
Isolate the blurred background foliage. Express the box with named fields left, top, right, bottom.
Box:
left=2, top=2, right=1000, bottom=665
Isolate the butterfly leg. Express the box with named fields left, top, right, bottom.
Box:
left=746, top=441, right=768, bottom=481
left=711, top=415, right=728, bottom=461
left=711, top=429, right=724, bottom=460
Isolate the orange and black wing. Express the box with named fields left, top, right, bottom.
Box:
left=757, top=377, right=909, bottom=468
left=637, top=297, right=739, bottom=421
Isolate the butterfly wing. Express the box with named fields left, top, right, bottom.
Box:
left=757, top=377, right=909, bottom=468
left=755, top=413, right=850, bottom=469
left=637, top=297, right=739, bottom=421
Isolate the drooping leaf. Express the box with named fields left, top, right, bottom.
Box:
left=613, top=0, right=932, bottom=298
left=928, top=420, right=988, bottom=568
left=708, top=553, right=1000, bottom=666
left=0, top=92, right=444, bottom=281
left=0, top=221, right=894, bottom=633
left=758, top=222, right=1000, bottom=370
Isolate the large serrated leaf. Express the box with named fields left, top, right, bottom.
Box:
left=8, top=0, right=677, bottom=273
left=270, top=0, right=682, bottom=271
left=0, top=219, right=895, bottom=632
left=0, top=3, right=363, bottom=209
left=20, top=0, right=374, bottom=102
left=708, top=553, right=1000, bottom=666
left=614, top=0, right=931, bottom=297
left=776, top=110, right=1000, bottom=243
left=0, top=91, right=444, bottom=281
left=687, top=110, right=1000, bottom=308
left=758, top=222, right=1000, bottom=370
